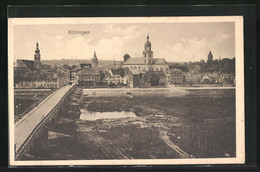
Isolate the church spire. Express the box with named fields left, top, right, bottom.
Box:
left=207, top=51, right=213, bottom=63
left=34, top=41, right=41, bottom=69
left=35, top=41, right=40, bottom=53
left=143, top=34, right=153, bottom=65
left=91, top=51, right=98, bottom=68
left=93, top=51, right=97, bottom=59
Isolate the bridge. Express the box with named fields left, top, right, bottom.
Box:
left=14, top=84, right=76, bottom=160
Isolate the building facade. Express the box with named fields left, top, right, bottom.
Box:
left=77, top=67, right=100, bottom=86
left=105, top=68, right=130, bottom=86
left=57, top=67, right=70, bottom=87
left=166, top=68, right=184, bottom=85
left=184, top=73, right=202, bottom=83
left=122, top=34, right=169, bottom=73
left=14, top=79, right=58, bottom=89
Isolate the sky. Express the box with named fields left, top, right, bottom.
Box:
left=13, top=22, right=235, bottom=63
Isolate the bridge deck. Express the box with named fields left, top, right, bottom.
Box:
left=15, top=84, right=74, bottom=154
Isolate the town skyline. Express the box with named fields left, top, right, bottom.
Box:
left=13, top=22, right=235, bottom=63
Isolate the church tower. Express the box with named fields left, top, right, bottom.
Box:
left=143, top=34, right=153, bottom=65
left=91, top=51, right=98, bottom=68
left=34, top=42, right=41, bottom=69
left=207, top=51, right=213, bottom=63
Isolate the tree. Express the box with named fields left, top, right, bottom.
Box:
left=123, top=54, right=130, bottom=62
left=108, top=82, right=116, bottom=88
left=150, top=72, right=160, bottom=86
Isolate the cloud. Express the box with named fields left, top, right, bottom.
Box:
left=13, top=23, right=235, bottom=62
left=40, top=24, right=144, bottom=61
left=163, top=37, right=209, bottom=62
left=162, top=32, right=234, bottom=62
left=104, top=24, right=137, bottom=37
left=83, top=25, right=147, bottom=60
left=215, top=33, right=232, bottom=42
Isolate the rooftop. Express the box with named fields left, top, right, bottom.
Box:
left=111, top=68, right=125, bottom=77
left=123, top=57, right=168, bottom=65
left=16, top=59, right=38, bottom=71
left=78, top=67, right=100, bottom=76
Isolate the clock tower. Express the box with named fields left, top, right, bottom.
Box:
left=34, top=42, right=41, bottom=69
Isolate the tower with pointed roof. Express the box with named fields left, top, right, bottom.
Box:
left=34, top=42, right=41, bottom=69
left=91, top=51, right=98, bottom=68
left=143, top=34, right=153, bottom=65
left=207, top=51, right=213, bottom=63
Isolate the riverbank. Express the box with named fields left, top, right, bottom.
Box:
left=82, top=87, right=235, bottom=98
left=26, top=86, right=236, bottom=160
left=82, top=87, right=236, bottom=158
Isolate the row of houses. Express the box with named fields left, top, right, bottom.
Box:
left=14, top=66, right=70, bottom=89
left=76, top=65, right=236, bottom=88
left=184, top=72, right=235, bottom=85
left=76, top=66, right=183, bottom=88
left=14, top=60, right=235, bottom=89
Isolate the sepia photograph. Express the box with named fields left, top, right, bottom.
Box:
left=8, top=16, right=244, bottom=166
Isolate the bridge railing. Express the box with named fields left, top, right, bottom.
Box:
left=15, top=84, right=76, bottom=159
left=14, top=88, right=58, bottom=123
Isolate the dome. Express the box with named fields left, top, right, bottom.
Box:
left=144, top=35, right=151, bottom=48
left=35, top=42, right=40, bottom=53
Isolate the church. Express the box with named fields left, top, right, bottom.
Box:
left=122, top=34, right=169, bottom=73
left=14, top=42, right=42, bottom=76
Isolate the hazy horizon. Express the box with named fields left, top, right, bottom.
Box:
left=13, top=22, right=235, bottom=63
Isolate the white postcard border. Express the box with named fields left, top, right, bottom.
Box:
left=8, top=16, right=244, bottom=166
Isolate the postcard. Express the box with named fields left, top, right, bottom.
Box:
left=8, top=16, right=244, bottom=166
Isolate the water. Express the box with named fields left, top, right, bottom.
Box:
left=80, top=109, right=136, bottom=121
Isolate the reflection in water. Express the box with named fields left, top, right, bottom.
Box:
left=80, top=109, right=136, bottom=121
